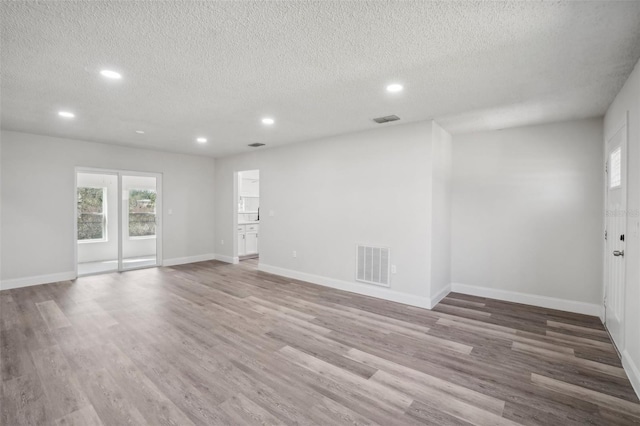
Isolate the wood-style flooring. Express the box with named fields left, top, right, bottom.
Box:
left=2, top=259, right=639, bottom=425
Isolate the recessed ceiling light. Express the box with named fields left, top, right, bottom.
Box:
left=135, top=130, right=145, bottom=134
left=196, top=137, right=207, bottom=143
left=261, top=117, right=275, bottom=125
left=100, top=69, right=122, bottom=79
left=386, top=83, right=404, bottom=93
left=58, top=111, right=75, bottom=118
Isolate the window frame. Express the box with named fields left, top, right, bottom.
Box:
left=127, top=188, right=157, bottom=240
left=77, top=186, right=108, bottom=244
left=609, top=146, right=622, bottom=189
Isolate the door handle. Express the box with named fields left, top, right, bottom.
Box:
left=613, top=250, right=624, bottom=257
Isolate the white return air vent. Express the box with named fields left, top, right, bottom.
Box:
left=356, top=245, right=390, bottom=287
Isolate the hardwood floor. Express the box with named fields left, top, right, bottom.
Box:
left=2, top=259, right=639, bottom=425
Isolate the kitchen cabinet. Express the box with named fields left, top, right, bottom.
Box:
left=245, top=231, right=258, bottom=254
left=237, top=224, right=259, bottom=256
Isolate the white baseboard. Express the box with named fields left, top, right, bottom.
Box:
left=0, top=271, right=77, bottom=291
left=623, top=350, right=640, bottom=400
left=214, top=254, right=239, bottom=264
left=451, top=283, right=602, bottom=317
left=258, top=263, right=435, bottom=309
left=163, top=253, right=216, bottom=267
left=430, top=284, right=451, bottom=308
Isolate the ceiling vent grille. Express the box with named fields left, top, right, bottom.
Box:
left=248, top=143, right=265, bottom=147
left=356, top=244, right=390, bottom=287
left=373, top=115, right=400, bottom=124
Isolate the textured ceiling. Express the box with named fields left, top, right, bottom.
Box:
left=2, top=1, right=640, bottom=157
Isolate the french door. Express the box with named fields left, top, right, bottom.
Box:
left=604, top=116, right=627, bottom=352
left=75, top=168, right=162, bottom=276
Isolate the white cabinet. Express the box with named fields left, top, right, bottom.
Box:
left=238, top=227, right=246, bottom=256
left=245, top=232, right=258, bottom=254
left=237, top=224, right=259, bottom=256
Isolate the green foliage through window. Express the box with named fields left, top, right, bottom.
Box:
left=77, top=187, right=105, bottom=240
left=129, top=189, right=156, bottom=237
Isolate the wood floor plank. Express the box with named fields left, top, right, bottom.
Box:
left=55, top=405, right=104, bottom=426
left=346, top=348, right=505, bottom=415
left=278, top=345, right=413, bottom=413
left=436, top=317, right=576, bottom=355
left=219, top=393, right=284, bottom=426
left=371, top=370, right=519, bottom=426
left=30, top=344, right=90, bottom=420
left=1, top=374, right=50, bottom=426
left=545, top=330, right=615, bottom=352
left=512, top=342, right=627, bottom=379
left=76, top=367, right=150, bottom=426
left=35, top=300, right=72, bottom=331
left=546, top=321, right=609, bottom=337
left=1, top=328, right=35, bottom=381
left=310, top=396, right=383, bottom=426
left=531, top=373, right=640, bottom=417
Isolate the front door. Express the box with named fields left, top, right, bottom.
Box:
left=604, top=117, right=627, bottom=351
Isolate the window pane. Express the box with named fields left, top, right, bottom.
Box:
left=610, top=147, right=621, bottom=188
left=129, top=189, right=156, bottom=237
left=77, top=187, right=105, bottom=240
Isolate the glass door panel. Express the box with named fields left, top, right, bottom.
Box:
left=76, top=172, right=119, bottom=276
left=121, top=175, right=159, bottom=270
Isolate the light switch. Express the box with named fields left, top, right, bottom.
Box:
left=168, top=209, right=173, bottom=215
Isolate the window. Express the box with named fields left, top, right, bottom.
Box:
left=610, top=147, right=621, bottom=188
left=129, top=189, right=156, bottom=237
left=77, top=187, right=106, bottom=241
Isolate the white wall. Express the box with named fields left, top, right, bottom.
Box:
left=605, top=58, right=640, bottom=397
left=215, top=121, right=443, bottom=307
left=451, top=118, right=604, bottom=315
left=430, top=121, right=452, bottom=302
left=0, top=131, right=216, bottom=288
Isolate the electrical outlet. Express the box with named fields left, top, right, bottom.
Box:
left=292, top=251, right=297, bottom=258
left=391, top=265, right=397, bottom=274
left=221, top=240, right=224, bottom=245
left=168, top=208, right=173, bottom=215
left=269, top=210, right=275, bottom=217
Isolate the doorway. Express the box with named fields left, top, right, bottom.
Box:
left=604, top=115, right=627, bottom=352
left=75, top=168, right=162, bottom=276
left=236, top=170, right=260, bottom=262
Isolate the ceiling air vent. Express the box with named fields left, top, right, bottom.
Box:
left=373, top=115, right=400, bottom=124
left=248, top=143, right=265, bottom=148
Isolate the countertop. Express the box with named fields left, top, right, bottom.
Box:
left=238, top=221, right=260, bottom=225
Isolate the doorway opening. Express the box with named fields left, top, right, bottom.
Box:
left=236, top=170, right=260, bottom=262
left=75, top=168, right=162, bottom=276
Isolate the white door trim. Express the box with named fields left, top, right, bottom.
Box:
left=74, top=167, right=163, bottom=277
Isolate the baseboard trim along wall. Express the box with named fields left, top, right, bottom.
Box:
left=451, top=282, right=602, bottom=317
left=259, top=263, right=443, bottom=309
left=163, top=253, right=216, bottom=267
left=623, top=350, right=640, bottom=399
left=430, top=284, right=451, bottom=308
left=0, top=271, right=77, bottom=291
left=213, top=254, right=239, bottom=264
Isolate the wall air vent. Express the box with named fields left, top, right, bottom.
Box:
left=373, top=115, right=400, bottom=124
left=356, top=244, right=390, bottom=287
left=248, top=143, right=265, bottom=148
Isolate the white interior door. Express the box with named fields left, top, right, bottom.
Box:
left=604, top=118, right=627, bottom=351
